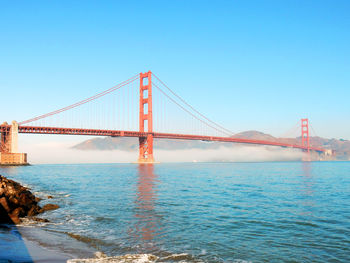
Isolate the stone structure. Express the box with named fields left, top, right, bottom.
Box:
left=0, top=121, right=28, bottom=165
left=0, top=175, right=59, bottom=224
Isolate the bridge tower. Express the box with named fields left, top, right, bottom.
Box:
left=1, top=121, right=18, bottom=154
left=138, top=71, right=155, bottom=163
left=301, top=118, right=310, bottom=152
left=0, top=121, right=27, bottom=165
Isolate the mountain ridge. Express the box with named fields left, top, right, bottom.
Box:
left=72, top=130, right=350, bottom=160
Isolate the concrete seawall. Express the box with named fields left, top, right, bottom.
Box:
left=0, top=153, right=28, bottom=166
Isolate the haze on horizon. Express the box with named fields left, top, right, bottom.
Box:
left=18, top=135, right=303, bottom=164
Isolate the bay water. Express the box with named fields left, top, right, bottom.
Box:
left=0, top=162, right=349, bottom=262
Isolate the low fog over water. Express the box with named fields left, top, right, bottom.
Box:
left=19, top=136, right=303, bottom=164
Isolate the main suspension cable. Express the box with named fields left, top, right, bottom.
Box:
left=19, top=74, right=140, bottom=125
left=152, top=81, right=232, bottom=137
left=152, top=73, right=235, bottom=136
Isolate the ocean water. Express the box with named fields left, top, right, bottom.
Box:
left=0, top=162, right=349, bottom=263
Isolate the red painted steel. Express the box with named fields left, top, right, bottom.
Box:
left=16, top=125, right=146, bottom=137
left=138, top=71, right=154, bottom=163
left=1, top=72, right=329, bottom=162
left=301, top=118, right=310, bottom=152
left=153, top=132, right=326, bottom=153
left=18, top=74, right=140, bottom=125
left=6, top=125, right=326, bottom=153
left=152, top=73, right=235, bottom=136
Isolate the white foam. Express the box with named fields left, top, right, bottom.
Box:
left=67, top=253, right=158, bottom=263
left=18, top=218, right=48, bottom=227
left=18, top=217, right=64, bottom=227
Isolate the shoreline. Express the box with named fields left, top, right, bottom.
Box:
left=0, top=174, right=96, bottom=262
left=0, top=174, right=160, bottom=263
left=1, top=222, right=162, bottom=263
left=0, top=224, right=73, bottom=262
left=22, top=235, right=73, bottom=262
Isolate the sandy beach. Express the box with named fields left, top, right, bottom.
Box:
left=0, top=224, right=72, bottom=262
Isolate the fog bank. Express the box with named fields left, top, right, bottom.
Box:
left=20, top=140, right=303, bottom=164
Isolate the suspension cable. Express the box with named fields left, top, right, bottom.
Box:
left=152, top=73, right=235, bottom=136
left=152, top=81, right=232, bottom=137
left=309, top=122, right=319, bottom=138
left=19, top=74, right=140, bottom=125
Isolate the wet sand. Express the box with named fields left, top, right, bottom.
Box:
left=0, top=225, right=71, bottom=262
left=0, top=224, right=162, bottom=263
left=16, top=237, right=72, bottom=263
left=0, top=224, right=95, bottom=263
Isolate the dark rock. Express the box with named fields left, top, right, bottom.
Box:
left=9, top=214, right=21, bottom=224
left=11, top=207, right=25, bottom=218
left=18, top=192, right=34, bottom=208
left=35, top=197, right=42, bottom=202
left=0, top=175, right=57, bottom=224
left=47, top=195, right=53, bottom=199
left=40, top=204, right=60, bottom=213
left=31, top=217, right=50, bottom=223
left=0, top=197, right=11, bottom=213
left=27, top=206, right=41, bottom=216
left=8, top=195, right=19, bottom=207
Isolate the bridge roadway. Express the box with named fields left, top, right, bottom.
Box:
left=3, top=125, right=325, bottom=153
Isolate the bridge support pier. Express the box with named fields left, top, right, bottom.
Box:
left=138, top=134, right=154, bottom=163
left=0, top=121, right=28, bottom=165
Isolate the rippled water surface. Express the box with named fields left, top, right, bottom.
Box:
left=1, top=162, right=350, bottom=262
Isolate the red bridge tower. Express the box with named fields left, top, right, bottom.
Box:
left=301, top=118, right=310, bottom=153
left=138, top=71, right=154, bottom=163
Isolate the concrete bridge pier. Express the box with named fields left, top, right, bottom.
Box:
left=319, top=149, right=335, bottom=161
left=0, top=121, right=28, bottom=165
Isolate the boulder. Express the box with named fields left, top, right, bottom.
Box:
left=0, top=197, right=11, bottom=212
left=0, top=175, right=59, bottom=224
left=9, top=214, right=21, bottom=224
left=11, top=207, right=25, bottom=218
left=27, top=205, right=41, bottom=216
left=40, top=204, right=60, bottom=213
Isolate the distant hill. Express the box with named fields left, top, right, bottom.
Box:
left=72, top=136, right=229, bottom=151
left=234, top=131, right=277, bottom=141
left=72, top=130, right=350, bottom=160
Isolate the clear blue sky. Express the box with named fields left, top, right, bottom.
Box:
left=1, top=0, right=349, bottom=139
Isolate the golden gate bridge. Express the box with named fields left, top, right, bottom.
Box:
left=0, top=71, right=332, bottom=165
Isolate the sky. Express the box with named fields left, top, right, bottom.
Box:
left=1, top=1, right=349, bottom=162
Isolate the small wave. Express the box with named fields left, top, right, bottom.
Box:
left=68, top=253, right=158, bottom=263
left=65, top=232, right=109, bottom=250
left=18, top=217, right=51, bottom=227
left=34, top=191, right=51, bottom=199
left=18, top=217, right=64, bottom=228
left=158, top=253, right=195, bottom=262
left=94, top=216, right=116, bottom=223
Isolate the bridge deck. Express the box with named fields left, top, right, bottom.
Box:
left=0, top=125, right=326, bottom=153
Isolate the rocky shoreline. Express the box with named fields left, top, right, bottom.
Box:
left=0, top=175, right=59, bottom=224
